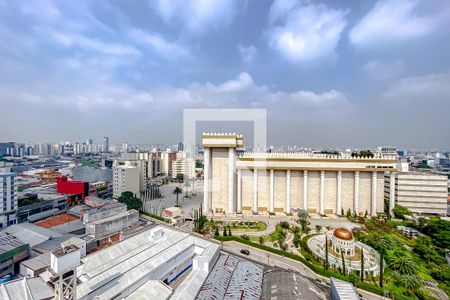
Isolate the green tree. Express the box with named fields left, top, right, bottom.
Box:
left=259, top=236, right=264, bottom=245
left=228, top=226, right=232, bottom=236
left=315, top=225, right=322, bottom=232
left=360, top=247, right=364, bottom=281
left=395, top=273, right=421, bottom=291
left=214, top=227, right=219, bottom=237
left=117, top=191, right=142, bottom=211
left=389, top=255, right=418, bottom=275
left=423, top=218, right=450, bottom=249
left=297, top=209, right=309, bottom=231
left=349, top=273, right=360, bottom=286
left=173, top=186, right=182, bottom=206
left=293, top=235, right=301, bottom=248
left=325, top=235, right=329, bottom=270
left=341, top=249, right=346, bottom=275
left=176, top=173, right=184, bottom=182
left=223, top=227, right=227, bottom=236
left=392, top=205, right=412, bottom=219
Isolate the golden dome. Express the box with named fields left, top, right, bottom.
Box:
left=333, top=227, right=353, bottom=240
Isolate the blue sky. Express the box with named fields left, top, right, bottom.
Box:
left=0, top=0, right=450, bottom=149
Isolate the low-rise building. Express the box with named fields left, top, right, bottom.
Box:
left=0, top=231, right=29, bottom=277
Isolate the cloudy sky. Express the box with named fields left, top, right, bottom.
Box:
left=0, top=0, right=449, bottom=149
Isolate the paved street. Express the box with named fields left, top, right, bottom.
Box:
left=222, top=241, right=386, bottom=300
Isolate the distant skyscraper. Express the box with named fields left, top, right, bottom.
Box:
left=178, top=142, right=184, bottom=152
left=122, top=142, right=128, bottom=153
left=103, top=137, right=109, bottom=153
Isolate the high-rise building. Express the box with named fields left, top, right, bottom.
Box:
left=113, top=164, right=141, bottom=199
left=0, top=171, right=18, bottom=228
left=103, top=137, right=109, bottom=153
left=122, top=142, right=128, bottom=153
left=172, top=151, right=195, bottom=179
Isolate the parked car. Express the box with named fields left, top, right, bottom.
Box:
left=240, top=249, right=250, bottom=255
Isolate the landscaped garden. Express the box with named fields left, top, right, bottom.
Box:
left=214, top=207, right=450, bottom=300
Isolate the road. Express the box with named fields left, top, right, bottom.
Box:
left=222, top=241, right=387, bottom=300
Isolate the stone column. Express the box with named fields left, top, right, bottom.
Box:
left=389, top=173, right=396, bottom=218
left=371, top=171, right=377, bottom=216
left=237, top=168, right=242, bottom=213
left=354, top=171, right=360, bottom=214
left=286, top=170, right=291, bottom=214
left=303, top=170, right=308, bottom=210
left=203, top=148, right=210, bottom=214
left=228, top=148, right=235, bottom=213
left=253, top=169, right=258, bottom=214
left=319, top=170, right=325, bottom=215
left=337, top=171, right=342, bottom=215
left=269, top=169, right=274, bottom=213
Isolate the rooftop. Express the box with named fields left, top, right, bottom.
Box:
left=35, top=213, right=79, bottom=228
left=0, top=232, right=26, bottom=255
left=3, top=223, right=62, bottom=247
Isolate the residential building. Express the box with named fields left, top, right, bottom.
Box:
left=172, top=151, right=195, bottom=179
left=113, top=164, right=141, bottom=198
left=385, top=172, right=448, bottom=215
left=0, top=172, right=18, bottom=228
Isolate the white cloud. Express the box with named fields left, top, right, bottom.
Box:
left=1, top=72, right=348, bottom=113
left=238, top=44, right=257, bottom=65
left=383, top=71, right=450, bottom=100
left=363, top=59, right=405, bottom=79
left=349, top=0, right=450, bottom=47
left=150, top=0, right=238, bottom=34
left=267, top=0, right=348, bottom=62
left=49, top=30, right=141, bottom=56
left=129, top=29, right=189, bottom=60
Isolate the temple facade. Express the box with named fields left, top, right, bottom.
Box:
left=202, top=133, right=398, bottom=217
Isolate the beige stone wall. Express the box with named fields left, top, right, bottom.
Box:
left=341, top=171, right=355, bottom=213
left=359, top=172, right=371, bottom=215
left=257, top=170, right=270, bottom=212
left=241, top=169, right=253, bottom=212
left=307, top=171, right=320, bottom=213
left=290, top=171, right=302, bottom=210
left=377, top=174, right=385, bottom=213
left=274, top=171, right=287, bottom=212
left=324, top=171, right=337, bottom=214
left=211, top=148, right=228, bottom=213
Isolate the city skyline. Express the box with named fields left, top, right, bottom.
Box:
left=1, top=0, right=450, bottom=148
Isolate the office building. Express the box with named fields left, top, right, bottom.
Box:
left=385, top=172, right=448, bottom=215
left=0, top=172, right=18, bottom=228
left=202, top=133, right=397, bottom=216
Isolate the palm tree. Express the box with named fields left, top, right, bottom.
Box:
left=389, top=255, right=417, bottom=275
left=173, top=187, right=182, bottom=206
left=394, top=273, right=421, bottom=291
left=297, top=209, right=309, bottom=231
